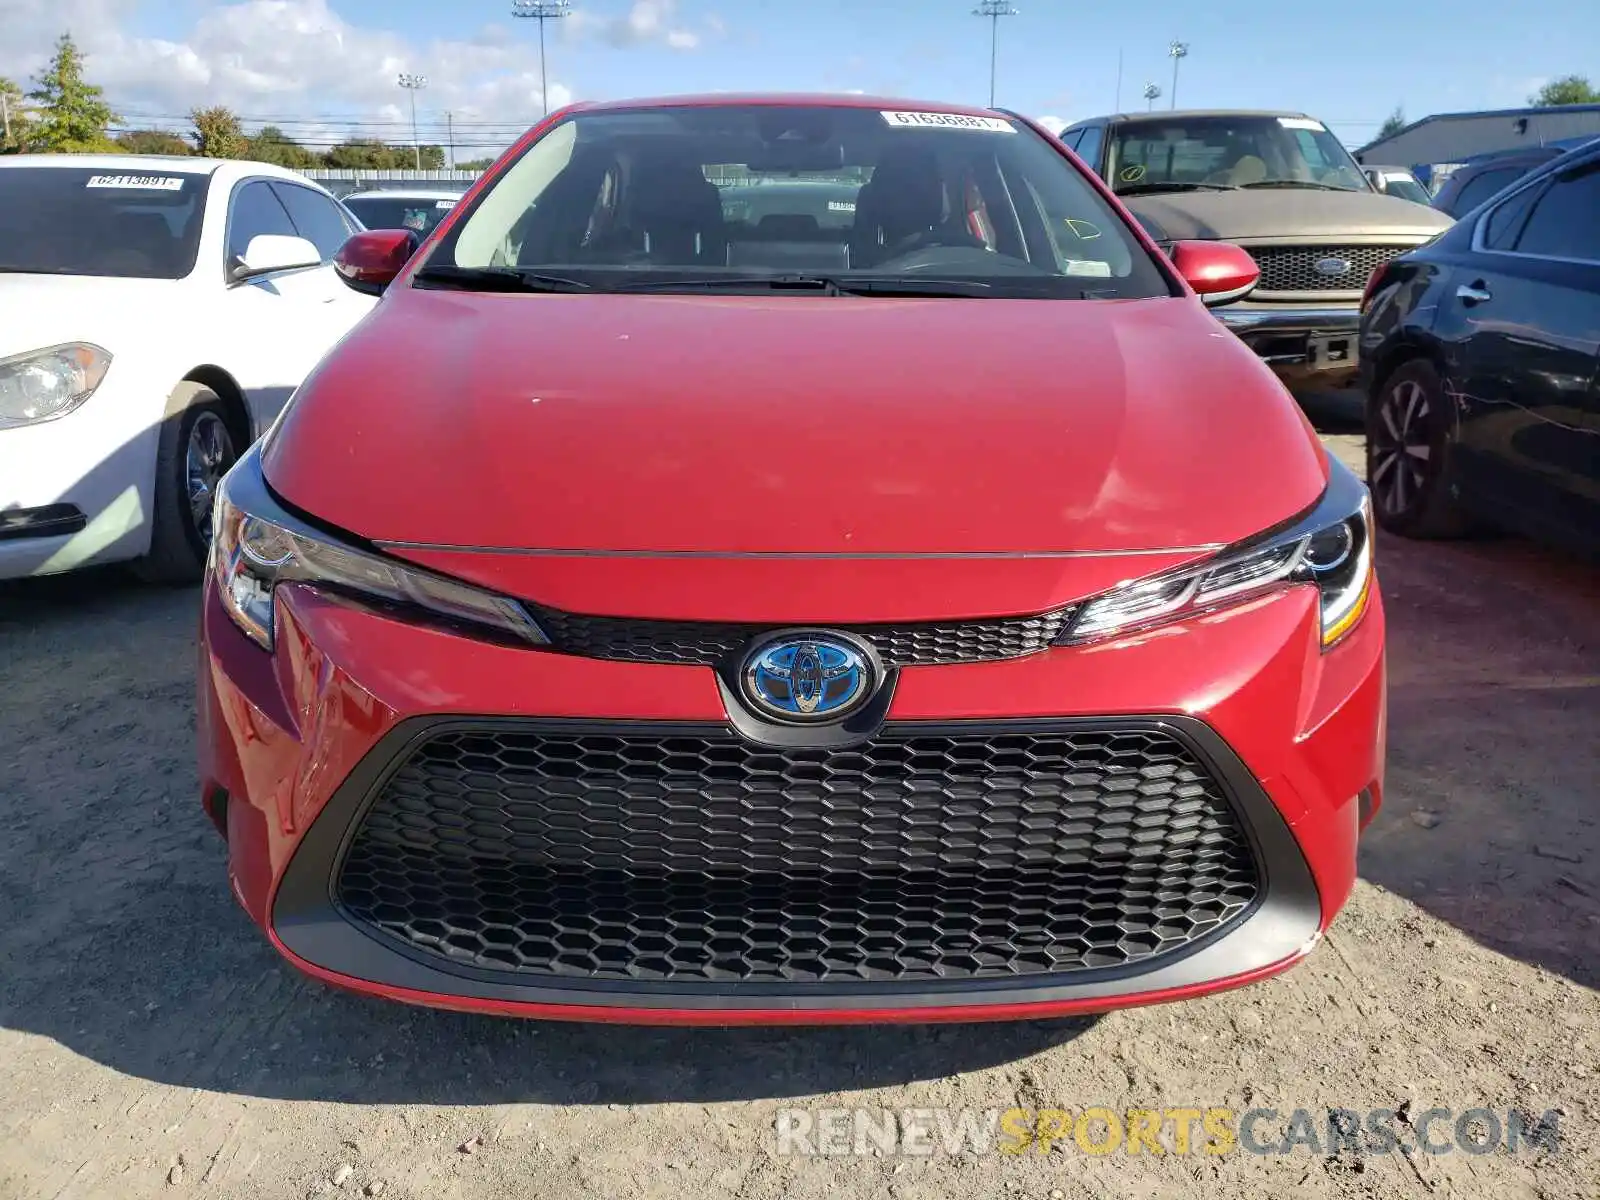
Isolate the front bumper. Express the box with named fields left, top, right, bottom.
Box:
left=1214, top=304, right=1363, bottom=388
left=198, top=570, right=1386, bottom=1025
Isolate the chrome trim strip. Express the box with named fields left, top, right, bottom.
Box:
left=1214, top=306, right=1362, bottom=332
left=374, top=544, right=1228, bottom=560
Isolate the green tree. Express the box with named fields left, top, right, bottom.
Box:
left=25, top=33, right=117, bottom=153
left=250, top=125, right=322, bottom=169
left=115, top=128, right=193, bottom=156
left=1529, top=75, right=1600, bottom=106
left=325, top=137, right=402, bottom=169
left=457, top=156, right=496, bottom=171
left=1378, top=106, right=1407, bottom=139
left=190, top=106, right=249, bottom=158
left=416, top=143, right=446, bottom=170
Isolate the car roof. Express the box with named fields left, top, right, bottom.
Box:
left=0, top=154, right=330, bottom=186
left=1071, top=109, right=1318, bottom=126
left=567, top=92, right=1010, bottom=119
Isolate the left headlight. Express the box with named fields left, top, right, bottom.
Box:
left=211, top=448, right=549, bottom=653
left=1060, top=455, right=1375, bottom=651
left=0, top=343, right=112, bottom=428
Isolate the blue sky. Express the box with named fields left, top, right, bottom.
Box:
left=2, top=0, right=1594, bottom=152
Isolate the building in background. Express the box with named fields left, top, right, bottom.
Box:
left=1354, top=103, right=1600, bottom=183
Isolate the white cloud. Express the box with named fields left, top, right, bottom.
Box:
left=0, top=0, right=659, bottom=156
left=568, top=0, right=700, bottom=51
left=1035, top=115, right=1069, bottom=135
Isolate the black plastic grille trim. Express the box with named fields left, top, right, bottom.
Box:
left=1246, top=243, right=1414, bottom=294
left=532, top=607, right=1076, bottom=667
left=333, top=723, right=1263, bottom=987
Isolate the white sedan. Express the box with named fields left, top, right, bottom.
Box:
left=0, top=154, right=376, bottom=582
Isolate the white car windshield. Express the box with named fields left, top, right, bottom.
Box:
left=344, top=194, right=460, bottom=236
left=0, top=167, right=210, bottom=279
left=424, top=104, right=1172, bottom=300
left=1107, top=115, right=1371, bottom=194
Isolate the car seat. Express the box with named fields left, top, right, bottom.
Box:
left=620, top=153, right=728, bottom=265
left=850, top=145, right=949, bottom=266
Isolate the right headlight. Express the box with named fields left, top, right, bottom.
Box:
left=211, top=447, right=548, bottom=653
left=1059, top=455, right=1374, bottom=650
left=0, top=342, right=112, bottom=428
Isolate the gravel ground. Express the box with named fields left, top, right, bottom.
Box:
left=2, top=414, right=1597, bottom=1200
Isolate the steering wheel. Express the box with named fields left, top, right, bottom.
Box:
left=879, top=225, right=988, bottom=262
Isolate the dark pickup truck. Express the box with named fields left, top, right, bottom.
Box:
left=1060, top=109, right=1454, bottom=389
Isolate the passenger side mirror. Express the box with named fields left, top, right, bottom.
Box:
left=1170, top=240, right=1260, bottom=306
left=334, top=229, right=421, bottom=296
left=232, top=234, right=323, bottom=281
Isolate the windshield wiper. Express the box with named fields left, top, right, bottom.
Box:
left=411, top=265, right=594, bottom=293
left=1238, top=180, right=1355, bottom=191
left=1115, top=181, right=1239, bottom=195
left=613, top=274, right=992, bottom=298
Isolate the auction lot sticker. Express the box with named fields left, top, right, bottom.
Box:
left=86, top=175, right=186, bottom=190
left=881, top=111, right=1016, bottom=132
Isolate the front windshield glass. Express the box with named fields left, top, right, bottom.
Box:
left=1107, top=115, right=1370, bottom=194
left=426, top=104, right=1171, bottom=299
left=344, top=194, right=460, bottom=236
left=1382, top=175, right=1432, bottom=204
left=0, top=167, right=210, bottom=279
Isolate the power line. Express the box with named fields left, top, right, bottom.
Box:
left=971, top=1, right=1018, bottom=109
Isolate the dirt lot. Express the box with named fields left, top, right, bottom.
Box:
left=2, top=416, right=1597, bottom=1200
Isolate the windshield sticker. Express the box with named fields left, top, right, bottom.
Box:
left=86, top=174, right=185, bottom=191
left=1277, top=117, right=1327, bottom=132
left=827, top=200, right=856, bottom=212
left=435, top=199, right=457, bottom=210
left=1063, top=260, right=1113, bottom=278
left=1118, top=164, right=1147, bottom=183
left=880, top=111, right=1016, bottom=133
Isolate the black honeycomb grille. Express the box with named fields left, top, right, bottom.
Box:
left=334, top=724, right=1262, bottom=985
left=1247, top=243, right=1414, bottom=294
left=533, top=607, right=1075, bottom=667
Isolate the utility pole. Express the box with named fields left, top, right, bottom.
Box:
left=1115, top=48, right=1123, bottom=112
left=1, top=91, right=11, bottom=147
left=1143, top=82, right=1161, bottom=111
left=511, top=0, right=573, bottom=118
left=397, top=73, right=427, bottom=169
left=1168, top=41, right=1189, bottom=110
left=445, top=111, right=455, bottom=169
left=972, top=1, right=1018, bottom=109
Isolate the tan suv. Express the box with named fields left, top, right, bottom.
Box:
left=1060, top=109, right=1454, bottom=389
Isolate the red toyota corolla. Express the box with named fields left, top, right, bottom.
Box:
left=197, top=95, right=1385, bottom=1025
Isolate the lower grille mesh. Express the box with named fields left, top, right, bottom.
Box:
left=335, top=725, right=1261, bottom=985
left=1247, top=243, right=1414, bottom=293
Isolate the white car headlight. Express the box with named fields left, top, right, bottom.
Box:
left=0, top=342, right=112, bottom=428
left=1060, top=456, right=1375, bottom=651
left=211, top=448, right=548, bottom=653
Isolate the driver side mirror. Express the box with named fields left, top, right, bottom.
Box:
left=334, top=229, right=421, bottom=296
left=1170, top=240, right=1260, bottom=306
left=231, top=234, right=323, bottom=282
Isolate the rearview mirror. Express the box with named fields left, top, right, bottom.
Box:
left=334, top=229, right=421, bottom=296
left=232, top=234, right=323, bottom=281
left=1170, top=240, right=1260, bottom=306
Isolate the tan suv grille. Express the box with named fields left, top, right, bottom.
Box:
left=1246, top=244, right=1413, bottom=294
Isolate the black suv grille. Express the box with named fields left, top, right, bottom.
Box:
left=1247, top=243, right=1413, bottom=293
left=334, top=724, right=1262, bottom=986
left=534, top=607, right=1076, bottom=667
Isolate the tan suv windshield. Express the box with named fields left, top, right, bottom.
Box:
left=1108, top=115, right=1370, bottom=194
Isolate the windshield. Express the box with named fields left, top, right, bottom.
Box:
left=344, top=194, right=460, bottom=236
left=1107, top=115, right=1370, bottom=194
left=0, top=167, right=211, bottom=279
left=425, top=104, right=1171, bottom=299
left=1381, top=175, right=1431, bottom=204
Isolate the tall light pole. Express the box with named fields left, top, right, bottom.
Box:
left=1143, top=82, right=1161, bottom=111
left=972, top=0, right=1018, bottom=109
left=397, top=73, right=427, bottom=169
left=511, top=0, right=572, bottom=117
left=1168, top=41, right=1189, bottom=110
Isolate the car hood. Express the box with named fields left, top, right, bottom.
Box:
left=0, top=274, right=189, bottom=355
left=263, top=289, right=1328, bottom=556
left=1122, top=188, right=1455, bottom=242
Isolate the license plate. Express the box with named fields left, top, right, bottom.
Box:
left=1307, top=333, right=1357, bottom=370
